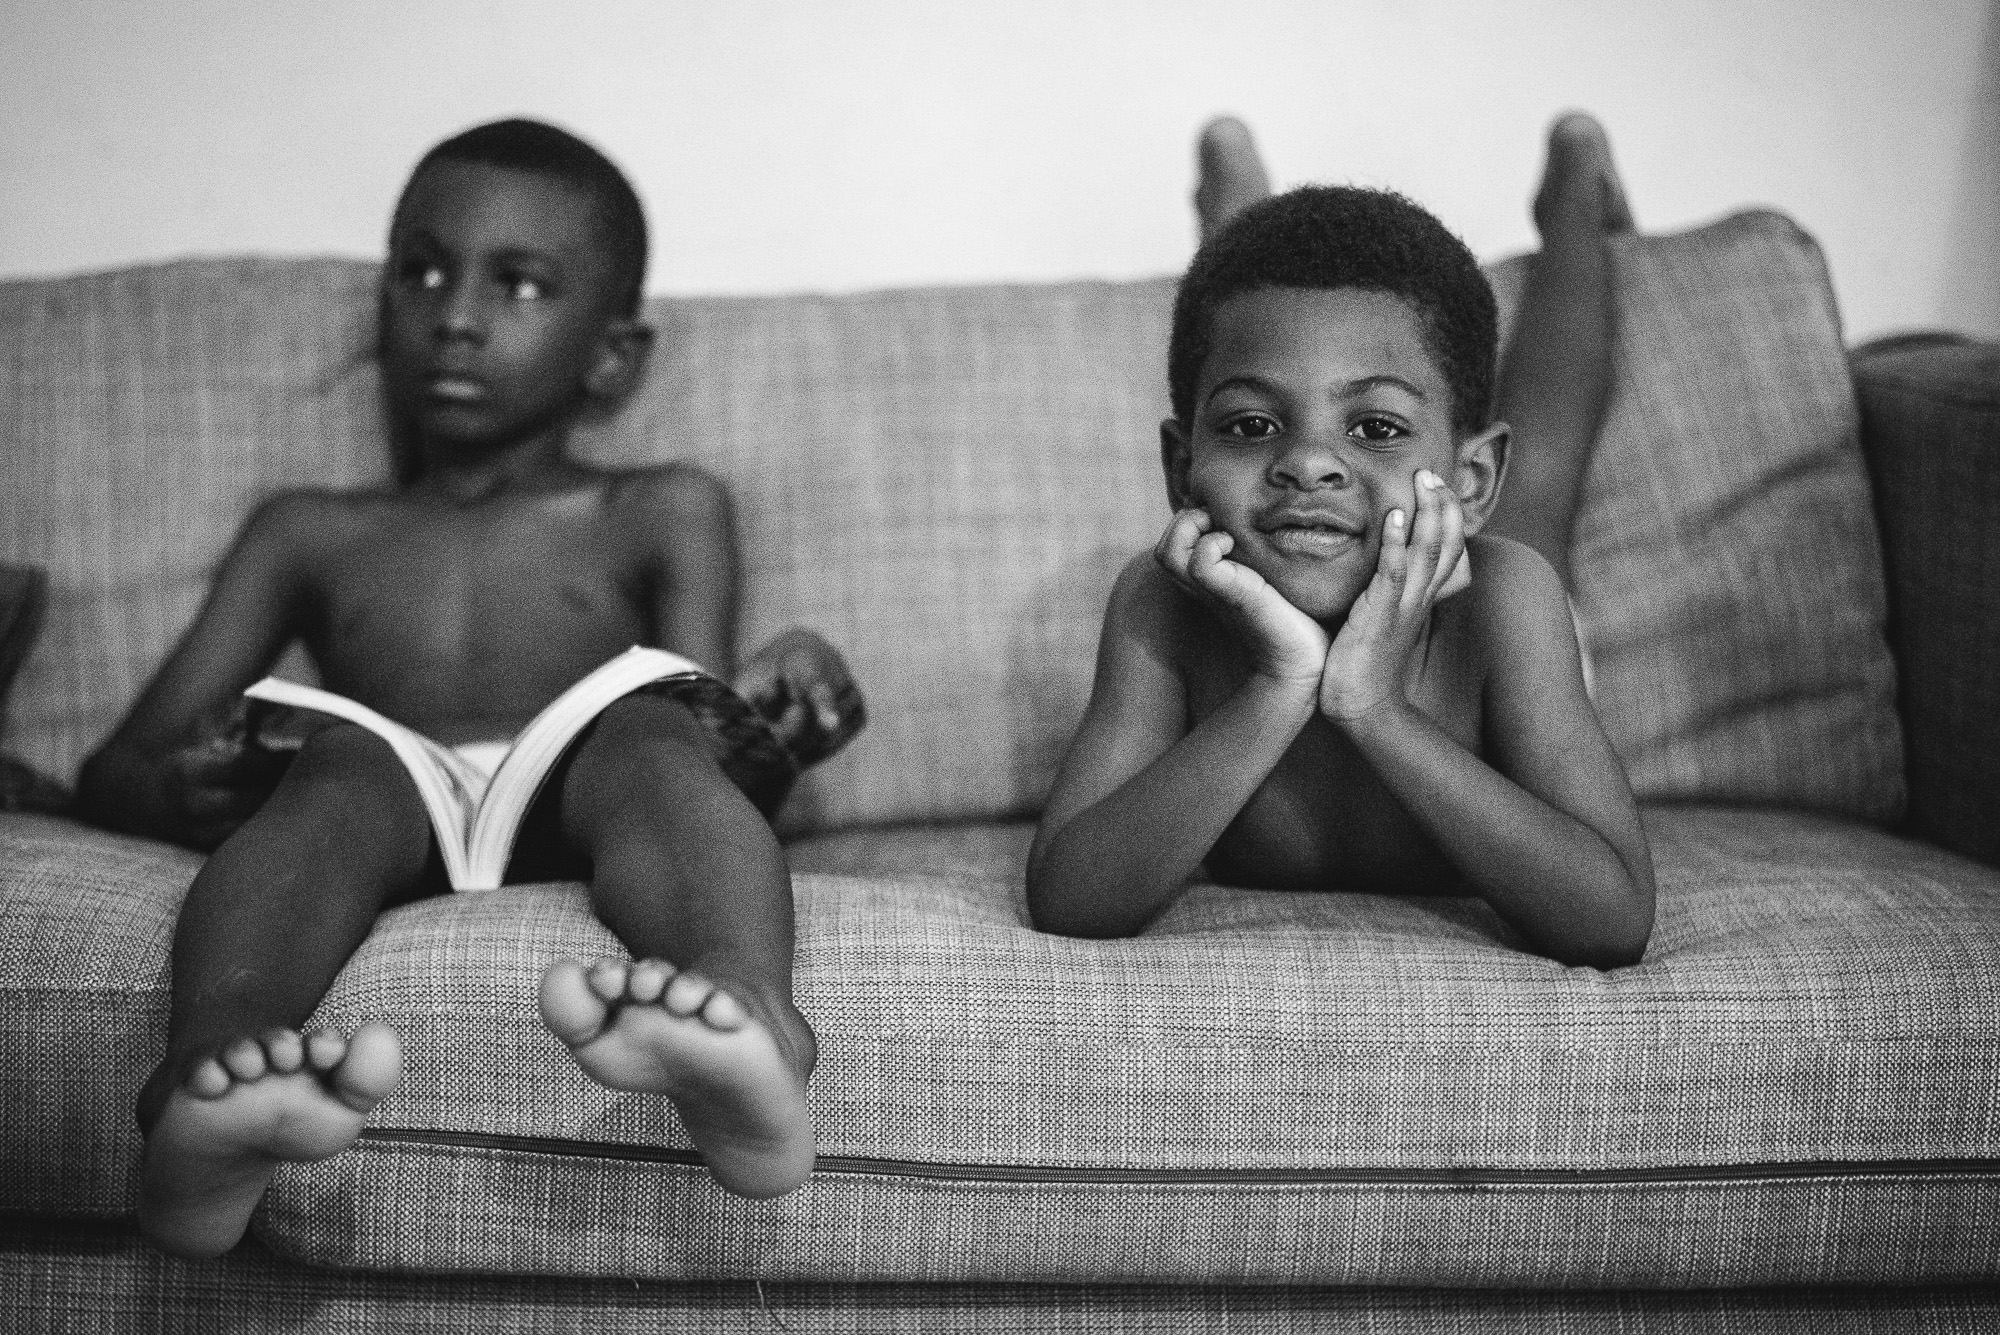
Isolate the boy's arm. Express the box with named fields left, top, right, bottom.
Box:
left=1331, top=528, right=1654, bottom=968
left=1027, top=547, right=1320, bottom=938
left=76, top=497, right=315, bottom=848
left=630, top=464, right=739, bottom=679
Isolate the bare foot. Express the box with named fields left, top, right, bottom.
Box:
left=137, top=1023, right=401, bottom=1258
left=539, top=957, right=815, bottom=1200
left=1535, top=110, right=1634, bottom=238
left=1194, top=115, right=1273, bottom=240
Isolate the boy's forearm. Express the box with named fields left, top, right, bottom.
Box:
left=1338, top=702, right=1652, bottom=968
left=1029, top=677, right=1313, bottom=938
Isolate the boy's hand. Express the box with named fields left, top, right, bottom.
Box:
left=734, top=628, right=867, bottom=766
left=1155, top=507, right=1327, bottom=693
left=1320, top=470, right=1468, bottom=723
left=165, top=701, right=294, bottom=848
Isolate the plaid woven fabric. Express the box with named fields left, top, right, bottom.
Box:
left=0, top=213, right=1902, bottom=828
left=7, top=807, right=1998, bottom=1284
left=6, top=1220, right=1998, bottom=1334
left=1853, top=336, right=2000, bottom=866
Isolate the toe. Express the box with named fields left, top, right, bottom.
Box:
left=329, top=1022, right=402, bottom=1114
left=538, top=957, right=613, bottom=1046
left=587, top=959, right=630, bottom=1003
left=220, top=1037, right=268, bottom=1083
left=185, top=1056, right=232, bottom=1099
left=628, top=959, right=672, bottom=1003
left=698, top=988, right=749, bottom=1033
left=262, top=1028, right=305, bottom=1074
left=663, top=970, right=714, bottom=1018
left=304, top=1028, right=349, bottom=1073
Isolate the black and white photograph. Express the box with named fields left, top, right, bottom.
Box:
left=2, top=1, right=1996, bottom=1329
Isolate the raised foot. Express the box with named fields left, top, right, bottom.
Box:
left=1194, top=115, right=1273, bottom=240
left=539, top=957, right=815, bottom=1200
left=138, top=1023, right=401, bottom=1259
left=1535, top=110, right=1635, bottom=236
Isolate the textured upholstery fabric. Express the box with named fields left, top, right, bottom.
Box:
left=0, top=212, right=1901, bottom=827
left=7, top=1221, right=1995, bottom=1335
left=7, top=807, right=1998, bottom=1285
left=1853, top=335, right=2000, bottom=867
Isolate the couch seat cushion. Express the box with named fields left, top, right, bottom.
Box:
left=4, top=809, right=1996, bottom=1287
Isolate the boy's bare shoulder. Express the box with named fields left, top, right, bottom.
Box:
left=1106, top=550, right=1209, bottom=664
left=229, top=485, right=396, bottom=560
left=1456, top=534, right=1575, bottom=662
left=590, top=460, right=731, bottom=524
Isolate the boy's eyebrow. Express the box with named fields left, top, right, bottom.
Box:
left=1203, top=373, right=1430, bottom=407
left=394, top=228, right=563, bottom=270
left=1336, top=374, right=1428, bottom=400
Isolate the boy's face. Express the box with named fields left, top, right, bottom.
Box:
left=382, top=161, right=636, bottom=450
left=1163, top=285, right=1503, bottom=622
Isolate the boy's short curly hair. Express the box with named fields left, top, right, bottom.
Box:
left=1168, top=185, right=1497, bottom=436
left=392, top=118, right=648, bottom=317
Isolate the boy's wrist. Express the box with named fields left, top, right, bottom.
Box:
left=1324, top=690, right=1416, bottom=739
left=1241, top=670, right=1321, bottom=724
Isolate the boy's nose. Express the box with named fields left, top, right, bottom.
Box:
left=1268, top=436, right=1350, bottom=490
left=434, top=284, right=487, bottom=343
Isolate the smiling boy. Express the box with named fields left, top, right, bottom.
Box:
left=1027, top=130, right=1654, bottom=965
left=79, top=119, right=861, bottom=1256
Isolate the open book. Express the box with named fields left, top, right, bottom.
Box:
left=242, top=646, right=797, bottom=891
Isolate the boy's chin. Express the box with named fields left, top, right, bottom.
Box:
left=1261, top=569, right=1366, bottom=625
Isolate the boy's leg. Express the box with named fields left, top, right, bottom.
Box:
left=535, top=693, right=817, bottom=1200
left=136, top=723, right=433, bottom=1258
left=1194, top=115, right=1272, bottom=239
left=1485, top=112, right=1634, bottom=587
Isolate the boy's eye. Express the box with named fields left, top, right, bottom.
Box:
left=505, top=276, right=546, bottom=301
left=399, top=262, right=447, bottom=291
left=1220, top=413, right=1281, bottom=440
left=1350, top=416, right=1408, bottom=444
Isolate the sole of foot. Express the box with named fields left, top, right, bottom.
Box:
left=138, top=1022, right=402, bottom=1259
left=1195, top=115, right=1273, bottom=239
left=1538, top=110, right=1635, bottom=236
left=539, top=956, right=815, bottom=1200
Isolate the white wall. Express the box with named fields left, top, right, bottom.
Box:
left=3, top=0, right=1994, bottom=343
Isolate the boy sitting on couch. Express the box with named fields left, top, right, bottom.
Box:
left=1028, top=115, right=1655, bottom=965
left=77, top=119, right=862, bottom=1257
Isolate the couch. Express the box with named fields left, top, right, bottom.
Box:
left=3, top=209, right=1998, bottom=1332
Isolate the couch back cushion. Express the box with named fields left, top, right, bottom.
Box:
left=0, top=211, right=1902, bottom=830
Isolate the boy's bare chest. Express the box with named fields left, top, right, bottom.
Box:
left=301, top=499, right=653, bottom=737
left=1180, top=624, right=1485, bottom=894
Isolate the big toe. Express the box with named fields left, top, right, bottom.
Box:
left=538, top=958, right=610, bottom=1047
left=329, top=1022, right=402, bottom=1115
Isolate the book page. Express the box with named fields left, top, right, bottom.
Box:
left=461, top=646, right=709, bottom=888
left=241, top=677, right=481, bottom=888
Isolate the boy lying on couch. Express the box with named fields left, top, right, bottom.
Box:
left=1029, top=114, right=1656, bottom=966
left=76, top=119, right=864, bottom=1257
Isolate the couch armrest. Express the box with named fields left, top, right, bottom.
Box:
left=1852, top=334, right=2000, bottom=866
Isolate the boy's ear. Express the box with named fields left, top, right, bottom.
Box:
left=584, top=319, right=655, bottom=402
left=1160, top=418, right=1193, bottom=510
left=1452, top=422, right=1509, bottom=535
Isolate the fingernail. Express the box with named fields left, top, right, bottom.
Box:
left=1389, top=509, right=1405, bottom=528
left=1417, top=469, right=1439, bottom=489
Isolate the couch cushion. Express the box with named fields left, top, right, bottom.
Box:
left=0, top=212, right=1901, bottom=829
left=6, top=809, right=1996, bottom=1287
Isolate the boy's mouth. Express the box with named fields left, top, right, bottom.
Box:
left=423, top=374, right=487, bottom=404
left=1258, top=509, right=1364, bottom=559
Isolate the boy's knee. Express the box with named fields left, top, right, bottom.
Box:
left=560, top=695, right=722, bottom=838
left=275, top=725, right=428, bottom=837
